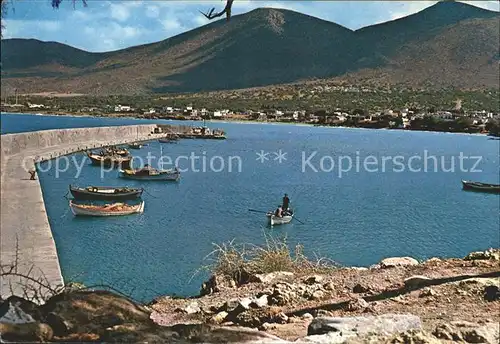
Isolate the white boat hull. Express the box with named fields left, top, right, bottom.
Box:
left=267, top=213, right=293, bottom=226
left=70, top=201, right=144, bottom=216
left=119, top=170, right=180, bottom=181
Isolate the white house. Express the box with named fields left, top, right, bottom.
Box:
left=213, top=111, right=223, bottom=118
left=28, top=103, right=45, bottom=109
left=115, top=105, right=132, bottom=112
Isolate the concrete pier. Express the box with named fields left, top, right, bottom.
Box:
left=0, top=124, right=175, bottom=302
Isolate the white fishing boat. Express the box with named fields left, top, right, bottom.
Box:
left=266, top=211, right=294, bottom=226
left=69, top=200, right=145, bottom=216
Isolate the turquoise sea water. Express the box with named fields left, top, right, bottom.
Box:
left=2, top=113, right=499, bottom=301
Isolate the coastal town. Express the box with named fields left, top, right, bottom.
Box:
left=2, top=98, right=499, bottom=135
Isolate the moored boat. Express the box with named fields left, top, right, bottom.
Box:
left=87, top=152, right=132, bottom=168
left=69, top=200, right=145, bottom=216
left=461, top=180, right=500, bottom=194
left=69, top=185, right=143, bottom=201
left=119, top=165, right=180, bottom=181
left=128, top=142, right=143, bottom=149
left=159, top=138, right=178, bottom=143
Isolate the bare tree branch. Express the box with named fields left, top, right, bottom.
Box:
left=201, top=0, right=235, bottom=21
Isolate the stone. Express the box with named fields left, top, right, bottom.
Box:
left=273, top=312, right=289, bottom=324
left=323, top=282, right=335, bottom=291
left=210, top=311, right=229, bottom=324
left=484, top=285, right=500, bottom=301
left=353, top=283, right=371, bottom=293
left=238, top=298, right=253, bottom=310
left=0, top=295, right=41, bottom=324
left=304, top=275, right=324, bottom=285
left=300, top=331, right=354, bottom=343
left=379, top=257, right=419, bottom=268
left=0, top=297, right=38, bottom=324
left=39, top=290, right=151, bottom=337
left=433, top=324, right=456, bottom=340
left=250, top=295, right=269, bottom=309
left=0, top=322, right=54, bottom=342
left=259, top=322, right=277, bottom=331
left=345, top=298, right=369, bottom=312
left=451, top=320, right=480, bottom=328
left=464, top=249, right=500, bottom=261
left=392, top=329, right=442, bottom=344
left=462, top=323, right=499, bottom=344
left=312, top=309, right=332, bottom=318
left=302, top=313, right=314, bottom=320
left=221, top=298, right=240, bottom=312
left=425, top=257, right=442, bottom=264
left=250, top=272, right=295, bottom=284
left=45, top=312, right=73, bottom=337
left=310, top=290, right=325, bottom=301
left=269, top=284, right=298, bottom=306
left=307, top=314, right=422, bottom=337
left=419, top=287, right=436, bottom=297
left=200, top=274, right=237, bottom=295
left=404, top=275, right=432, bottom=289
left=287, top=316, right=302, bottom=324
left=176, top=301, right=201, bottom=314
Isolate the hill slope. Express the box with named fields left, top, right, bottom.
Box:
left=1, top=1, right=499, bottom=95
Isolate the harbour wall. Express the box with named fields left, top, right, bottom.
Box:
left=0, top=123, right=187, bottom=302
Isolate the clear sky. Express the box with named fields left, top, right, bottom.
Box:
left=2, top=1, right=499, bottom=52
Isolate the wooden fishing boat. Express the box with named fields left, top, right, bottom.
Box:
left=158, top=138, right=178, bottom=143
left=461, top=180, right=500, bottom=194
left=120, top=165, right=180, bottom=181
left=69, top=185, right=143, bottom=201
left=128, top=142, right=143, bottom=149
left=69, top=200, right=145, bottom=216
left=108, top=147, right=130, bottom=156
left=266, top=209, right=294, bottom=226
left=267, top=213, right=293, bottom=226
left=87, top=152, right=132, bottom=168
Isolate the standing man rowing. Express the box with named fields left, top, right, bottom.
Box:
left=282, top=193, right=290, bottom=213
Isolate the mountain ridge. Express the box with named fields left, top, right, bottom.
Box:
left=1, top=1, right=499, bottom=95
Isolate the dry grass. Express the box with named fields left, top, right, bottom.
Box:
left=199, top=233, right=339, bottom=283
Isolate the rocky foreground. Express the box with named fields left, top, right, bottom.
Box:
left=0, top=249, right=499, bottom=343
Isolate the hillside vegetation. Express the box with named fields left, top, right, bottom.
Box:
left=1, top=1, right=499, bottom=95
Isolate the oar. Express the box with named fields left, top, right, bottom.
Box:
left=292, top=217, right=305, bottom=224
left=248, top=209, right=269, bottom=214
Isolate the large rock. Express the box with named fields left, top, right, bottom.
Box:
left=0, top=322, right=53, bottom=342
left=464, top=249, right=500, bottom=261
left=484, top=285, right=500, bottom=301
left=39, top=290, right=152, bottom=336
left=200, top=274, right=237, bottom=296
left=404, top=275, right=432, bottom=289
left=379, top=257, right=419, bottom=268
left=250, top=272, right=295, bottom=284
left=0, top=296, right=40, bottom=324
left=307, top=314, right=422, bottom=337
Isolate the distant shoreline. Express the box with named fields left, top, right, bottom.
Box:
left=1, top=110, right=495, bottom=138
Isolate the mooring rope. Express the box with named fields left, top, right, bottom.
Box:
left=142, top=188, right=161, bottom=199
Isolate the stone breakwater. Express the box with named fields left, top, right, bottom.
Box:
left=0, top=124, right=186, bottom=302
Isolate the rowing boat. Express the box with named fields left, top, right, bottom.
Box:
left=69, top=200, right=145, bottom=216
left=69, top=185, right=143, bottom=201
left=119, top=165, right=180, bottom=181
left=266, top=210, right=294, bottom=226
left=461, top=180, right=500, bottom=194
